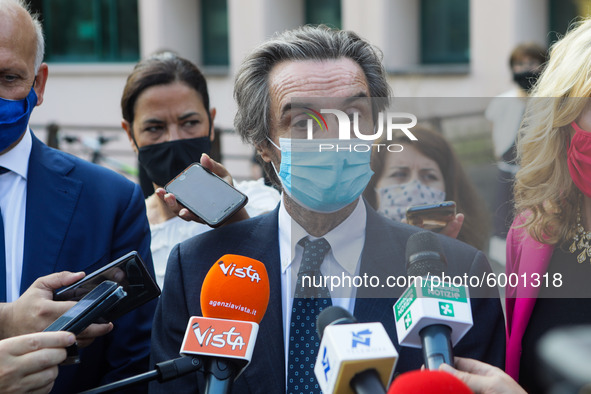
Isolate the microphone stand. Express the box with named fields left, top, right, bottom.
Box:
left=204, top=358, right=239, bottom=394
left=79, top=356, right=202, bottom=394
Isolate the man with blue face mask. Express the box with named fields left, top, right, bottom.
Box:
left=0, top=1, right=155, bottom=392
left=150, top=26, right=506, bottom=394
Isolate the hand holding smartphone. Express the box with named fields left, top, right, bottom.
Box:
left=45, top=280, right=126, bottom=364
left=54, top=251, right=160, bottom=322
left=406, top=201, right=457, bottom=232
left=164, top=163, right=248, bottom=228
left=45, top=281, right=125, bottom=334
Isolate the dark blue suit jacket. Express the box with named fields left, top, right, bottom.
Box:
left=22, top=133, right=156, bottom=393
left=150, top=202, right=505, bottom=393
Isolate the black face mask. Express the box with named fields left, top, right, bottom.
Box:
left=513, top=70, right=540, bottom=93
left=137, top=137, right=211, bottom=187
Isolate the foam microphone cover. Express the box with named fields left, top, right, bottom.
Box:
left=387, top=370, right=472, bottom=394
left=316, top=305, right=358, bottom=339
left=200, top=254, right=270, bottom=324
left=405, top=231, right=447, bottom=277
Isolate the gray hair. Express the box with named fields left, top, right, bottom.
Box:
left=234, top=25, right=391, bottom=147
left=31, top=9, right=44, bottom=72
left=1, top=0, right=45, bottom=72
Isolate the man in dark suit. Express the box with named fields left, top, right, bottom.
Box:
left=0, top=1, right=155, bottom=392
left=150, top=25, right=504, bottom=393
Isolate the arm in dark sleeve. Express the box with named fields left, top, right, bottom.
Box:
left=149, top=244, right=201, bottom=394
left=110, top=183, right=153, bottom=271
left=455, top=250, right=506, bottom=369
left=101, top=183, right=156, bottom=389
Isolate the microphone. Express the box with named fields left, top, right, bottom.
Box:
left=180, top=254, right=270, bottom=394
left=537, top=325, right=591, bottom=392
left=393, top=231, right=473, bottom=370
left=387, top=370, right=472, bottom=394
left=81, top=255, right=269, bottom=394
left=314, top=306, right=398, bottom=394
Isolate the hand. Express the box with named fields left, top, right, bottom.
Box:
left=439, top=213, right=464, bottom=239
left=403, top=213, right=464, bottom=239
left=155, top=153, right=250, bottom=225
left=64, top=267, right=125, bottom=300
left=0, top=331, right=75, bottom=394
left=439, top=357, right=526, bottom=394
left=0, top=272, right=113, bottom=347
left=74, top=322, right=113, bottom=348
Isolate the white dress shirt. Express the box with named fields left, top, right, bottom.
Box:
left=0, top=130, right=32, bottom=302
left=278, top=195, right=367, bottom=379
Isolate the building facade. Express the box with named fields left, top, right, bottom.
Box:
left=27, top=0, right=580, bottom=179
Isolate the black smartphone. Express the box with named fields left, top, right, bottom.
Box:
left=45, top=280, right=125, bottom=334
left=405, top=201, right=457, bottom=232
left=46, top=280, right=126, bottom=365
left=53, top=251, right=160, bottom=322
left=165, top=163, right=248, bottom=228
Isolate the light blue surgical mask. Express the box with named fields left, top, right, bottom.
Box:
left=267, top=137, right=374, bottom=213
left=0, top=87, right=37, bottom=152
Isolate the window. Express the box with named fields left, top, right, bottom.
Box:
left=421, top=0, right=470, bottom=64
left=29, top=0, right=139, bottom=63
left=548, top=0, right=590, bottom=45
left=201, top=0, right=229, bottom=66
left=305, top=0, right=341, bottom=29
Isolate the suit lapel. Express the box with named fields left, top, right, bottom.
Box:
left=21, top=135, right=82, bottom=292
left=356, top=204, right=407, bottom=299
left=239, top=205, right=406, bottom=392
left=355, top=205, right=406, bottom=337
left=238, top=209, right=285, bottom=393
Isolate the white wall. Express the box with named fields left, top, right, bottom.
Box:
left=30, top=64, right=133, bottom=127
left=138, top=0, right=200, bottom=63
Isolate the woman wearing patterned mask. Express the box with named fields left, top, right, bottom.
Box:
left=364, top=125, right=490, bottom=251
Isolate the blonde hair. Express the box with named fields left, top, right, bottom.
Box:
left=514, top=18, right=591, bottom=245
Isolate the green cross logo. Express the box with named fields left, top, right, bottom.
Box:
left=404, top=311, right=412, bottom=329
left=439, top=302, right=454, bottom=317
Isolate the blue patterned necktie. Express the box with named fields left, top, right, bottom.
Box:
left=287, top=237, right=332, bottom=394
left=0, top=166, right=8, bottom=302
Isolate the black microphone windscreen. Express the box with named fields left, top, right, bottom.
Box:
left=316, top=306, right=358, bottom=340
left=405, top=231, right=446, bottom=277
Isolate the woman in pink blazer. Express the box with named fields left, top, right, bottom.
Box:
left=505, top=18, right=591, bottom=392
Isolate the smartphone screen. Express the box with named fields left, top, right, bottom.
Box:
left=165, top=163, right=248, bottom=227
left=53, top=251, right=160, bottom=322
left=46, top=281, right=120, bottom=333
left=46, top=280, right=125, bottom=365
left=406, top=201, right=457, bottom=231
